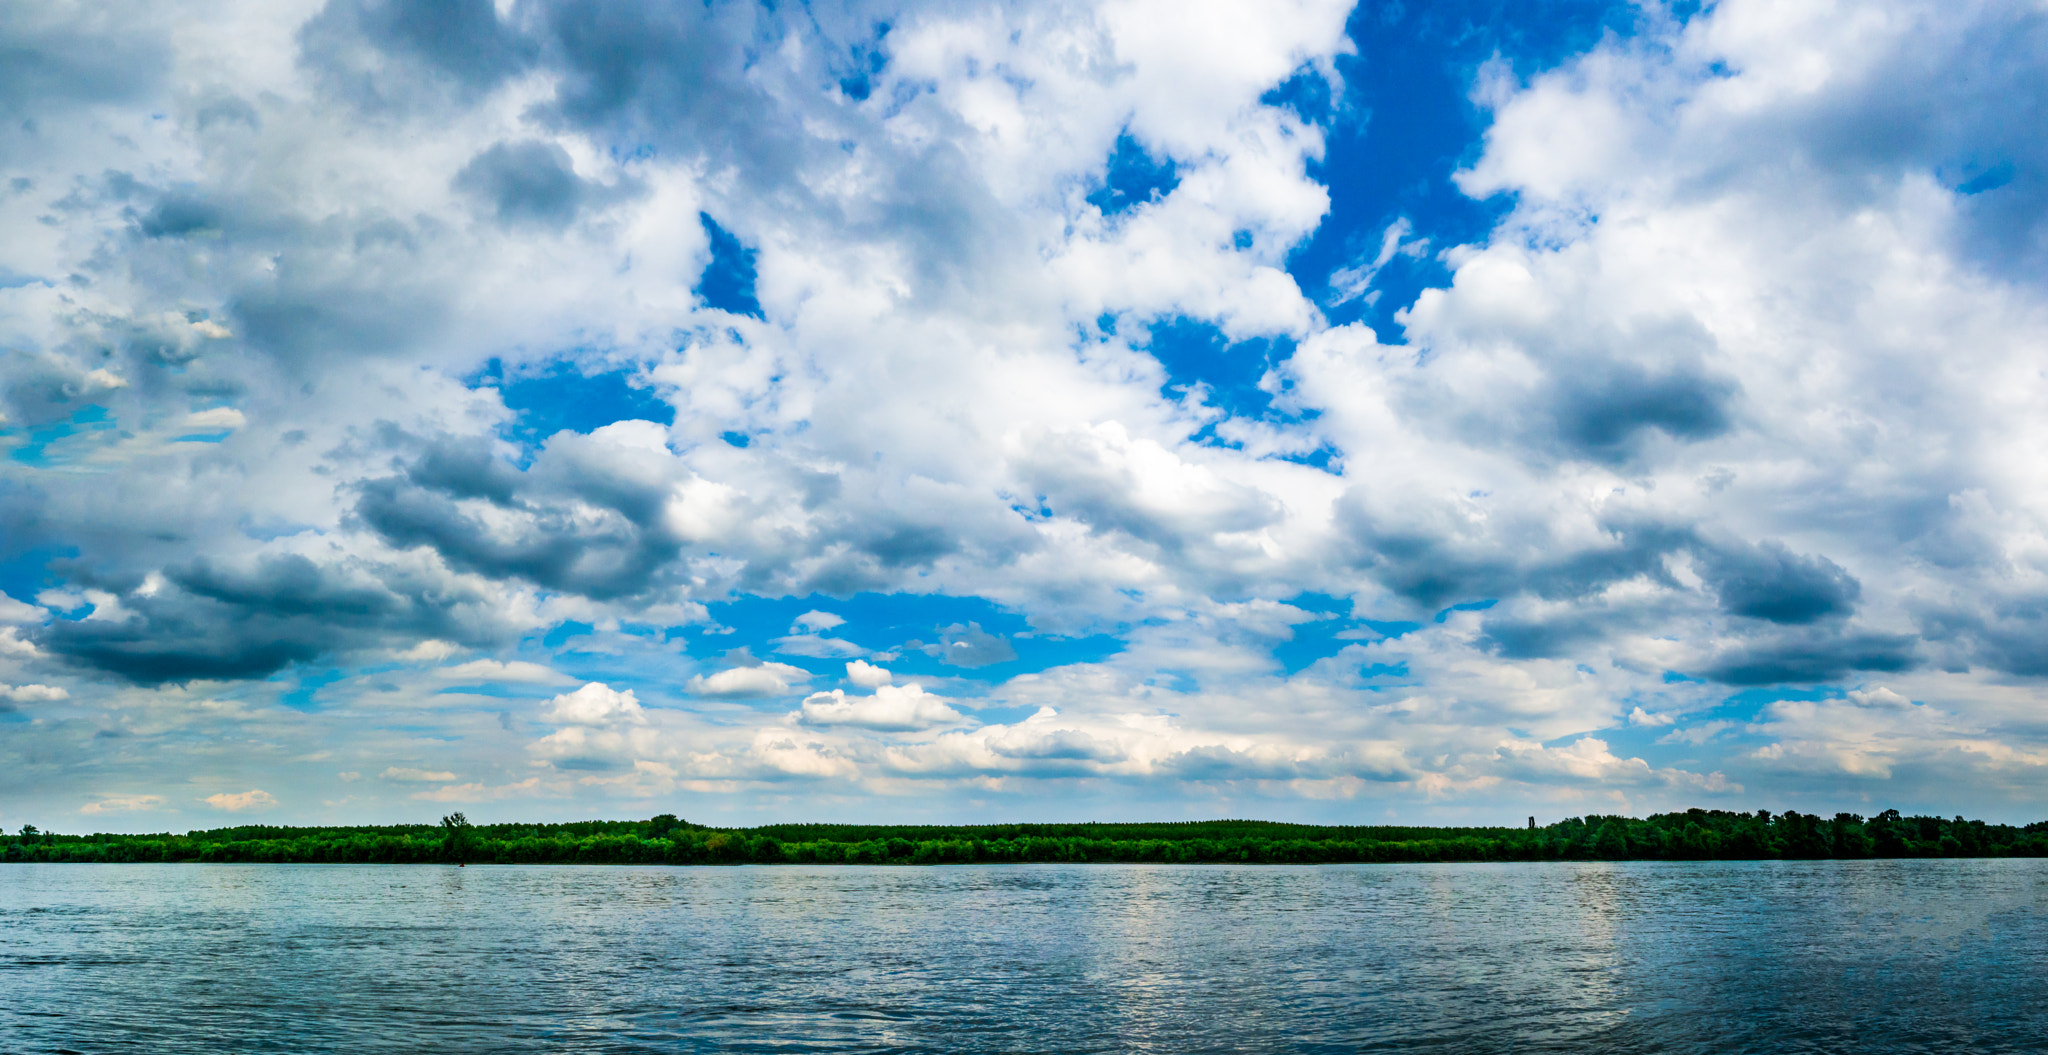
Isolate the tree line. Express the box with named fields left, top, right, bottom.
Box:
left=4, top=809, right=2045, bottom=866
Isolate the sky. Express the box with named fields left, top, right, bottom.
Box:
left=3, top=0, right=2046, bottom=831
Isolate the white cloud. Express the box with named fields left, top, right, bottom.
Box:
left=1, top=684, right=68, bottom=703
left=202, top=789, right=279, bottom=812
left=80, top=794, right=166, bottom=815
left=1847, top=687, right=1914, bottom=710
left=771, top=635, right=868, bottom=659
left=379, top=766, right=459, bottom=783
left=797, top=684, right=969, bottom=732
left=396, top=640, right=460, bottom=663
left=435, top=660, right=572, bottom=684
left=411, top=778, right=545, bottom=803
left=1658, top=721, right=1736, bottom=747
left=181, top=407, right=245, bottom=430
left=1493, top=737, right=1739, bottom=794
left=542, top=683, right=646, bottom=726
left=0, top=0, right=2044, bottom=823
left=688, top=661, right=812, bottom=698
left=844, top=659, right=893, bottom=688
left=0, top=594, right=44, bottom=624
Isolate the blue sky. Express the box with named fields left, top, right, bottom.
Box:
left=3, top=0, right=2047, bottom=829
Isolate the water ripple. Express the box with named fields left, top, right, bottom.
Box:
left=1, top=860, right=2043, bottom=1053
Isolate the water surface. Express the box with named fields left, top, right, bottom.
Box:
left=3, top=859, right=2043, bottom=1053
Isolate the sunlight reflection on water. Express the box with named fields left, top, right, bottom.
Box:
left=2, top=859, right=2043, bottom=1053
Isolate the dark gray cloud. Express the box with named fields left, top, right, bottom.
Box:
left=859, top=523, right=959, bottom=569
left=989, top=729, right=1124, bottom=763
left=454, top=141, right=592, bottom=228
left=1697, top=539, right=1860, bottom=624
left=1159, top=745, right=1303, bottom=780
left=524, top=0, right=1023, bottom=309
left=40, top=554, right=507, bottom=684
left=1479, top=616, right=1615, bottom=661
left=931, top=622, right=1016, bottom=668
left=1340, top=507, right=1689, bottom=612
left=353, top=473, right=682, bottom=601
left=1549, top=361, right=1737, bottom=459
left=298, top=0, right=535, bottom=110
left=137, top=193, right=225, bottom=239
left=226, top=217, right=452, bottom=366
left=1768, top=4, right=2048, bottom=278
left=347, top=425, right=1045, bottom=604
left=194, top=95, right=261, bottom=133
left=1914, top=597, right=2048, bottom=678
left=403, top=435, right=522, bottom=506
left=529, top=0, right=782, bottom=162
left=0, top=351, right=129, bottom=429
left=1696, top=630, right=1917, bottom=686
left=1407, top=313, right=1741, bottom=467
left=0, top=480, right=50, bottom=568
left=0, top=1, right=169, bottom=119
left=1358, top=509, right=1883, bottom=681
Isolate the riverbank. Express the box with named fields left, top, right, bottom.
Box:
left=7, top=809, right=2045, bottom=865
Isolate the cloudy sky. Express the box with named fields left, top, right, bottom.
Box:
left=3, top=0, right=2045, bottom=831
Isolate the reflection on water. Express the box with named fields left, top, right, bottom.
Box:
left=2, top=859, right=2043, bottom=1053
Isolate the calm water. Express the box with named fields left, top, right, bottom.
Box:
left=2, top=860, right=2044, bottom=1053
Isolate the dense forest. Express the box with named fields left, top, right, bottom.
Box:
left=5, top=809, right=2047, bottom=865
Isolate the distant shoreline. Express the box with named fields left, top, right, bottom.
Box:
left=8, top=809, right=2046, bottom=865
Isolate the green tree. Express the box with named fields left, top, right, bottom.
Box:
left=1593, top=819, right=1629, bottom=859
left=440, top=812, right=476, bottom=864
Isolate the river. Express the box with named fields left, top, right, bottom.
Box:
left=3, top=859, right=2043, bottom=1052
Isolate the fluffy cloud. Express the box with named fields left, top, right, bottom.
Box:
left=688, top=661, right=813, bottom=698
left=1, top=684, right=68, bottom=703
left=796, top=684, right=968, bottom=732
left=203, top=789, right=279, bottom=813
left=542, top=683, right=646, bottom=727
left=434, top=660, right=571, bottom=684
left=844, top=660, right=893, bottom=688
left=80, top=794, right=166, bottom=815
left=1, top=0, right=2045, bottom=825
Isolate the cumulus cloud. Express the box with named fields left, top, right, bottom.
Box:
left=1, top=684, right=68, bottom=703
left=688, top=661, right=812, bottom=698
left=435, top=660, right=571, bottom=684
left=797, top=684, right=968, bottom=732
left=0, top=595, right=46, bottom=623
left=395, top=640, right=461, bottom=663
left=791, top=611, right=845, bottom=633
left=202, top=789, right=278, bottom=812
left=542, top=683, right=645, bottom=726
left=844, top=659, right=893, bottom=688
left=80, top=794, right=166, bottom=815
left=2, top=0, right=2046, bottom=823
left=1493, top=738, right=1737, bottom=794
